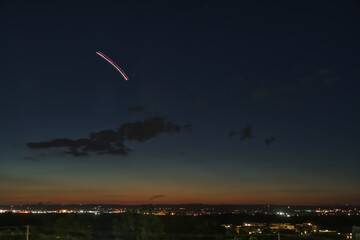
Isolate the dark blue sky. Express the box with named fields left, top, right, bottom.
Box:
left=1, top=0, right=360, bottom=205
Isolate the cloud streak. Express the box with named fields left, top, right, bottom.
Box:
left=149, top=195, right=166, bottom=200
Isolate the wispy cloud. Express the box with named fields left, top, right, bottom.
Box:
left=149, top=195, right=166, bottom=200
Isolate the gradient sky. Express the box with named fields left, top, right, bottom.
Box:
left=1, top=0, right=360, bottom=206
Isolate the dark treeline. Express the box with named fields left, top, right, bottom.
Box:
left=0, top=213, right=359, bottom=240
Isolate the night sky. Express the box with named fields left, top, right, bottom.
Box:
left=1, top=0, right=360, bottom=206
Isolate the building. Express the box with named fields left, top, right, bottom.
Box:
left=295, top=223, right=318, bottom=235
left=270, top=223, right=295, bottom=231
left=353, top=226, right=360, bottom=240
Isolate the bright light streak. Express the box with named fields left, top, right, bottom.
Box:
left=96, top=51, right=129, bottom=80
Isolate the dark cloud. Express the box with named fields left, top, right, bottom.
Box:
left=27, top=117, right=182, bottom=157
left=127, top=105, right=146, bottom=113
left=24, top=156, right=36, bottom=161
left=253, top=88, right=269, bottom=100
left=265, top=136, right=276, bottom=145
left=149, top=195, right=166, bottom=200
left=240, top=124, right=254, bottom=141
left=228, top=125, right=254, bottom=141
left=228, top=131, right=236, bottom=138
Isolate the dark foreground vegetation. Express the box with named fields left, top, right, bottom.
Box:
left=0, top=213, right=359, bottom=240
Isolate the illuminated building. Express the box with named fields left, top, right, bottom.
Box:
left=270, top=223, right=295, bottom=230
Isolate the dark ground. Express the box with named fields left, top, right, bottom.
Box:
left=0, top=213, right=359, bottom=240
